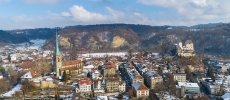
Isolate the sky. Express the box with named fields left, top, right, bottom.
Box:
left=0, top=0, right=229, bottom=30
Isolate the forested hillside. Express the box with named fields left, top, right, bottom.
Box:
left=4, top=23, right=230, bottom=54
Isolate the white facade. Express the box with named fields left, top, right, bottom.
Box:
left=119, top=82, right=126, bottom=92
left=92, top=70, right=100, bottom=79
left=79, top=83, right=91, bottom=92
left=173, top=73, right=187, bottom=82
left=177, top=82, right=200, bottom=94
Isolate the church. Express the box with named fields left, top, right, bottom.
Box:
left=177, top=40, right=195, bottom=57
left=53, top=33, right=83, bottom=77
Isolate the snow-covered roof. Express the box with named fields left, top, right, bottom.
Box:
left=178, top=82, right=199, bottom=88
left=96, top=96, right=108, bottom=100
left=83, top=65, right=94, bottom=69
left=3, top=84, right=22, bottom=97
left=222, top=93, right=230, bottom=99
left=132, top=82, right=148, bottom=91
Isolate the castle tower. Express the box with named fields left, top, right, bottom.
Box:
left=54, top=32, right=62, bottom=77
left=179, top=40, right=183, bottom=49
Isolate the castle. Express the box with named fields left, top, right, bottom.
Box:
left=53, top=33, right=83, bottom=77
left=177, top=40, right=195, bottom=57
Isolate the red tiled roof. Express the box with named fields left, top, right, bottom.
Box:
left=134, top=76, right=143, bottom=79
left=30, top=69, right=42, bottom=78
left=19, top=61, right=33, bottom=69
left=78, top=80, right=91, bottom=85
left=60, top=67, right=80, bottom=71
left=104, top=62, right=116, bottom=69
left=137, top=83, right=148, bottom=90
left=62, top=60, right=82, bottom=66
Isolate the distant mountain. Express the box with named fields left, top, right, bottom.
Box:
left=190, top=22, right=223, bottom=29
left=0, top=30, right=29, bottom=44
left=7, top=28, right=57, bottom=39
left=169, top=22, right=223, bottom=29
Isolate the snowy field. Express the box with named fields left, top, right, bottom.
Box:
left=10, top=39, right=46, bottom=50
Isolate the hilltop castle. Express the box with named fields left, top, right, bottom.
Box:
left=53, top=33, right=83, bottom=77
left=177, top=40, right=195, bottom=57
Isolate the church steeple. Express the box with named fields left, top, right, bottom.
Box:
left=54, top=32, right=61, bottom=56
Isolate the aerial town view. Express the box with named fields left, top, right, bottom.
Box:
left=1, top=0, right=230, bottom=100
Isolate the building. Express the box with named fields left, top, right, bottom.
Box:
left=106, top=77, right=119, bottom=92
left=93, top=79, right=104, bottom=91
left=78, top=80, right=92, bottom=92
left=132, top=82, right=149, bottom=99
left=119, top=81, right=126, bottom=93
left=176, top=82, right=200, bottom=94
left=53, top=33, right=83, bottom=77
left=103, top=62, right=116, bottom=77
left=20, top=69, right=42, bottom=82
left=173, top=73, right=187, bottom=82
left=143, top=71, right=163, bottom=89
left=132, top=76, right=144, bottom=84
left=177, top=40, right=195, bottom=57
left=92, top=69, right=101, bottom=79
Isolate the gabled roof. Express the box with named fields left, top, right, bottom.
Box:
left=134, top=76, right=143, bottom=79
left=132, top=82, right=148, bottom=91
left=93, top=79, right=103, bottom=84
left=62, top=60, right=82, bottom=66
left=78, top=80, right=92, bottom=85
left=19, top=61, right=33, bottom=69
left=104, top=62, right=116, bottom=69
left=21, top=69, right=41, bottom=79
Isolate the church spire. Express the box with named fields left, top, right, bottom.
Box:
left=54, top=32, right=61, bottom=56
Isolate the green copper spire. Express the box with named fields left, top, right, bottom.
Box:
left=55, top=32, right=61, bottom=56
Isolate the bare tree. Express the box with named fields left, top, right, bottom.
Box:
left=32, top=58, right=52, bottom=75
left=8, top=66, right=18, bottom=84
left=0, top=79, right=8, bottom=93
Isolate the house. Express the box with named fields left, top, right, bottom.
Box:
left=193, top=64, right=204, bottom=72
left=119, top=81, right=126, bottom=93
left=132, top=82, right=149, bottom=99
left=20, top=69, right=42, bottom=82
left=173, top=73, right=187, bottom=82
left=18, top=61, right=33, bottom=71
left=78, top=80, right=92, bottom=92
left=132, top=76, right=144, bottom=84
left=106, top=77, right=119, bottom=92
left=93, top=79, right=105, bottom=92
left=92, top=69, right=101, bottom=79
left=143, top=71, right=163, bottom=89
left=103, top=62, right=116, bottom=77
left=40, top=77, right=55, bottom=89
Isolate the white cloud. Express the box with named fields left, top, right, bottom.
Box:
left=137, top=0, right=230, bottom=25
left=61, top=5, right=126, bottom=23
left=69, top=5, right=108, bottom=22
left=61, top=12, right=71, bottom=17
left=22, top=0, right=59, bottom=4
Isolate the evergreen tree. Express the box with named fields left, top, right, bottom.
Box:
left=117, top=93, right=123, bottom=100
left=207, top=67, right=215, bottom=81
left=63, top=71, right=68, bottom=83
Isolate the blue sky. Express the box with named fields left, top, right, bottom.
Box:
left=0, top=0, right=229, bottom=30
